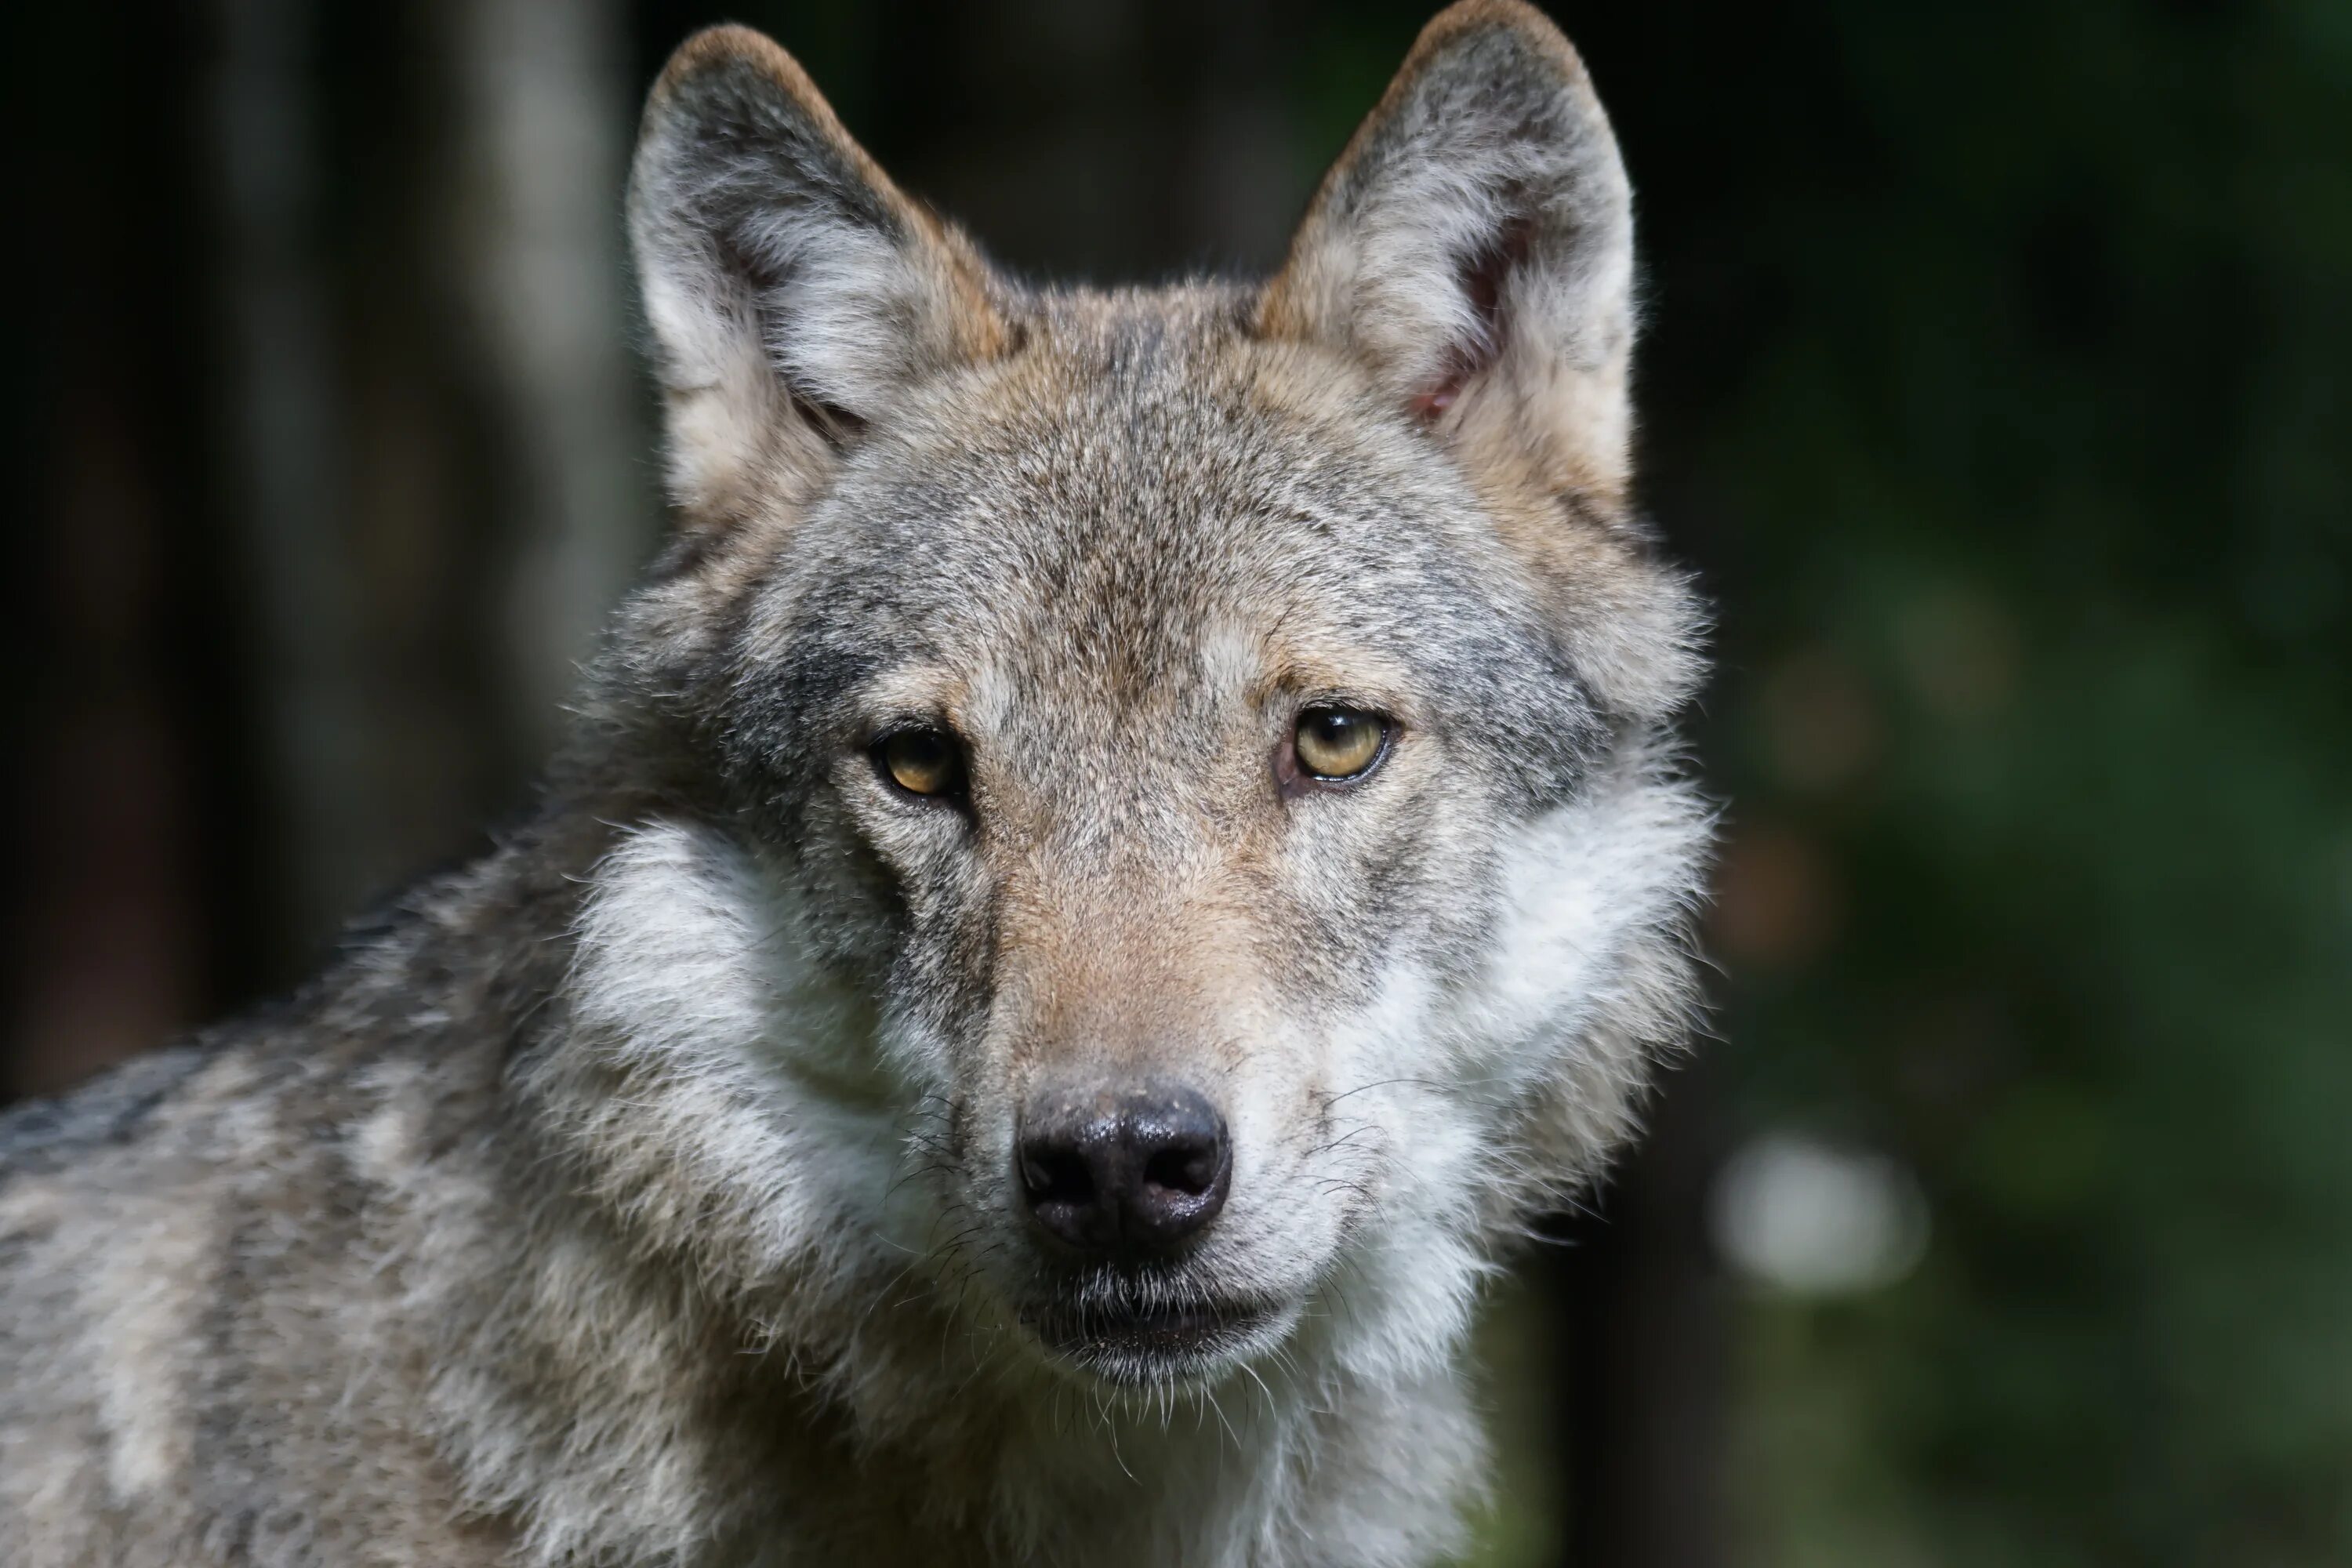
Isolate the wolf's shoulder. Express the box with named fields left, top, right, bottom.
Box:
left=0, top=1043, right=217, bottom=1183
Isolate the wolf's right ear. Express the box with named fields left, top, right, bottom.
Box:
left=628, top=27, right=1009, bottom=532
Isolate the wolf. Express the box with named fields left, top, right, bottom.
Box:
left=0, top=3, right=1710, bottom=1563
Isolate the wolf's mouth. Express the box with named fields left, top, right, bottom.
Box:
left=1025, top=1290, right=1290, bottom=1383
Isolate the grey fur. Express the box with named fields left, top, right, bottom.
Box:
left=0, top=5, right=1711, bottom=1564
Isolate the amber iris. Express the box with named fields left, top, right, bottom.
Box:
left=876, top=728, right=966, bottom=797
left=1293, top=706, right=1388, bottom=781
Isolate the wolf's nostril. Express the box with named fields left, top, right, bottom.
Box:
left=1021, top=1148, right=1094, bottom=1207
left=1143, top=1142, right=1217, bottom=1197
left=1016, top=1084, right=1232, bottom=1258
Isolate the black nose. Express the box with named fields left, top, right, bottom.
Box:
left=1017, top=1084, right=1232, bottom=1258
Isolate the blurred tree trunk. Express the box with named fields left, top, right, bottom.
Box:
left=441, top=0, right=652, bottom=752
left=1556, top=1062, right=1732, bottom=1568
left=201, top=0, right=654, bottom=987
left=209, top=0, right=384, bottom=956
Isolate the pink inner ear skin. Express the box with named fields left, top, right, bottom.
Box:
left=1410, top=385, right=1460, bottom=420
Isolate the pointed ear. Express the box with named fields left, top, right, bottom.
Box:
left=1260, top=0, right=1635, bottom=507
left=627, top=27, right=1010, bottom=533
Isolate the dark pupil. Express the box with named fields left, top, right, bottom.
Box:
left=1311, top=713, right=1356, bottom=750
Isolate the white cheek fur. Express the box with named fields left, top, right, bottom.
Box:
left=1450, top=746, right=1714, bottom=1097
left=567, top=818, right=945, bottom=1271
left=1283, top=743, right=1711, bottom=1384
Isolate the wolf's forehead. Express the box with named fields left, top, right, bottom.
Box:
left=839, top=326, right=1503, bottom=674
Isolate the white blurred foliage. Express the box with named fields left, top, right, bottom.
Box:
left=1710, top=1132, right=1930, bottom=1296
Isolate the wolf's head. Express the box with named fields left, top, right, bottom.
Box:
left=574, top=0, right=1708, bottom=1400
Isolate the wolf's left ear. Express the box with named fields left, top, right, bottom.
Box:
left=629, top=27, right=1009, bottom=533
left=1261, top=0, right=1634, bottom=506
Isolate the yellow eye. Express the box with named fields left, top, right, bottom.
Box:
left=1292, top=706, right=1390, bottom=782
left=875, top=728, right=967, bottom=797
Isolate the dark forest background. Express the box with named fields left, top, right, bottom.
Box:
left=6, top=2, right=2350, bottom=1563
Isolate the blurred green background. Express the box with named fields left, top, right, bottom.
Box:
left=5, top=2, right=2347, bottom=1564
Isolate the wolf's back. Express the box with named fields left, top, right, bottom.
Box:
left=0, top=898, right=544, bottom=1566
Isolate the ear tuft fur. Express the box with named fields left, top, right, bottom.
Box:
left=628, top=27, right=1007, bottom=532
left=1261, top=0, right=1635, bottom=506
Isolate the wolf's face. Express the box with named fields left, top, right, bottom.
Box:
left=598, top=4, right=1708, bottom=1394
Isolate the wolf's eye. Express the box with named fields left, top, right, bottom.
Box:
left=1292, top=706, right=1390, bottom=783
left=874, top=727, right=967, bottom=798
